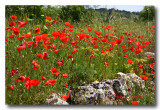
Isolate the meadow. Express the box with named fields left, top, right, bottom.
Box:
left=5, top=7, right=155, bottom=105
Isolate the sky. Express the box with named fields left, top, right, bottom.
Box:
left=98, top=5, right=145, bottom=12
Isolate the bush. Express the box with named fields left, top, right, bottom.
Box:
left=139, top=6, right=155, bottom=21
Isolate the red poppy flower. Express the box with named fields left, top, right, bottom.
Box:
left=72, top=58, right=76, bottom=63
left=42, top=52, right=48, bottom=60
left=25, top=34, right=32, bottom=38
left=116, top=39, right=122, bottom=44
left=153, top=86, right=155, bottom=90
left=72, top=48, right=78, bottom=54
left=18, top=21, right=27, bottom=27
left=10, top=15, right=17, bottom=19
left=128, top=38, right=135, bottom=44
left=124, top=55, right=127, bottom=58
left=32, top=60, right=40, bottom=70
left=33, top=41, right=38, bottom=47
left=57, top=61, right=63, bottom=66
left=46, top=16, right=53, bottom=21
left=67, top=56, right=72, bottom=59
left=144, top=41, right=150, bottom=45
left=85, top=24, right=88, bottom=26
left=150, top=63, right=154, bottom=68
left=151, top=70, right=155, bottom=74
left=18, top=36, right=25, bottom=41
left=127, top=59, right=134, bottom=64
left=37, top=53, right=43, bottom=58
left=9, top=21, right=15, bottom=27
left=101, top=25, right=104, bottom=28
left=110, top=41, right=117, bottom=45
left=136, top=42, right=141, bottom=46
left=131, top=101, right=139, bottom=105
left=35, top=28, right=40, bottom=34
left=119, top=35, right=124, bottom=39
left=16, top=74, right=25, bottom=82
left=9, top=34, right=14, bottom=38
left=101, top=50, right=105, bottom=53
left=139, top=65, right=143, bottom=69
left=135, top=48, right=141, bottom=54
left=88, top=28, right=92, bottom=31
left=53, top=49, right=59, bottom=54
left=65, top=83, right=68, bottom=87
left=104, top=62, right=108, bottom=67
left=94, top=30, right=101, bottom=35
left=69, top=25, right=74, bottom=28
left=6, top=27, right=11, bottom=31
left=50, top=68, right=59, bottom=76
left=71, top=41, right=77, bottom=45
left=106, top=26, right=113, bottom=30
left=24, top=78, right=32, bottom=89
left=62, top=95, right=69, bottom=99
left=140, top=75, right=148, bottom=80
left=90, top=54, right=95, bottom=58
left=11, top=68, right=16, bottom=73
left=41, top=76, right=47, bottom=80
left=7, top=85, right=13, bottom=90
left=11, top=68, right=16, bottom=76
left=31, top=79, right=40, bottom=86
left=65, top=22, right=70, bottom=26
left=12, top=28, right=20, bottom=35
left=62, top=73, right=68, bottom=78
left=16, top=44, right=26, bottom=51
left=148, top=56, right=153, bottom=59
left=45, top=80, right=56, bottom=86
left=101, top=38, right=108, bottom=43
left=129, top=46, right=135, bottom=51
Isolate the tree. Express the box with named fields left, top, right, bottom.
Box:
left=139, top=6, right=155, bottom=21
left=60, top=5, right=85, bottom=22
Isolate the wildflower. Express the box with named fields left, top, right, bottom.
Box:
left=65, top=83, right=68, bottom=87
left=57, top=61, right=63, bottom=66
left=54, top=49, right=59, bottom=53
left=62, top=95, right=69, bottom=99
left=9, top=21, right=15, bottom=27
left=106, top=26, right=113, bottom=30
left=50, top=68, right=59, bottom=76
left=9, top=34, right=14, bottom=39
left=10, top=15, right=17, bottom=19
left=131, top=101, right=139, bottom=105
left=127, top=59, right=134, bottom=64
left=46, top=16, right=52, bottom=21
left=32, top=60, right=40, bottom=70
left=70, top=41, right=77, bottom=45
left=41, top=76, right=47, bottom=80
left=104, top=62, right=108, bottom=67
left=25, top=34, right=32, bottom=38
left=140, top=75, right=148, bottom=80
left=62, top=73, right=68, bottom=78
left=35, top=28, right=40, bottom=34
left=88, top=28, right=92, bottom=31
left=12, top=28, right=20, bottom=35
left=7, top=85, right=13, bottom=90
left=67, top=56, right=72, bottom=59
left=150, top=63, right=154, bottom=68
left=16, top=74, right=25, bottom=82
left=45, top=80, right=56, bottom=86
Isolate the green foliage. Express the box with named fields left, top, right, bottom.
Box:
left=139, top=6, right=155, bottom=21
left=60, top=6, right=85, bottom=22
